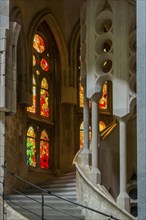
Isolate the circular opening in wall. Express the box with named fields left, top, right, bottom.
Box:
left=95, top=33, right=113, bottom=55
left=102, top=60, right=112, bottom=73
left=103, top=19, right=112, bottom=33
left=129, top=188, right=137, bottom=200
left=131, top=205, right=137, bottom=217
left=103, top=39, right=112, bottom=53
left=95, top=10, right=113, bottom=35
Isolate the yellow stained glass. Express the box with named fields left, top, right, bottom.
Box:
left=79, top=82, right=84, bottom=107
left=99, top=121, right=107, bottom=132
left=99, top=83, right=108, bottom=110
left=40, top=78, right=49, bottom=117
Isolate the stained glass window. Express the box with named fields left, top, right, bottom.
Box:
left=27, top=28, right=54, bottom=170
left=33, top=34, right=45, bottom=53
left=80, top=122, right=92, bottom=149
left=79, top=81, right=84, bottom=108
left=99, top=83, right=108, bottom=110
left=40, top=130, right=49, bottom=169
left=40, top=78, right=49, bottom=117
left=99, top=120, right=107, bottom=132
left=26, top=126, right=36, bottom=167
left=40, top=58, right=50, bottom=72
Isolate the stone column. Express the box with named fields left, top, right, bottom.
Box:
left=0, top=112, right=5, bottom=217
left=80, top=81, right=90, bottom=166
left=90, top=98, right=101, bottom=184
left=117, top=117, right=130, bottom=212
left=137, top=0, right=146, bottom=219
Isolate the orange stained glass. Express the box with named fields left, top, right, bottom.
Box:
left=80, top=122, right=84, bottom=148
left=40, top=130, right=49, bottom=169
left=99, top=83, right=108, bottom=110
left=79, top=82, right=84, bottom=107
left=33, top=34, right=45, bottom=53
left=33, top=55, right=36, bottom=66
left=40, top=58, right=50, bottom=72
left=80, top=122, right=92, bottom=149
left=99, top=120, right=107, bottom=132
left=40, top=78, right=49, bottom=117
left=27, top=75, right=37, bottom=113
left=26, top=126, right=36, bottom=167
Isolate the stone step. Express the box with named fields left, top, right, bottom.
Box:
left=6, top=172, right=85, bottom=220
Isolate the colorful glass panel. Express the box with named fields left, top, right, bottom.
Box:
left=33, top=34, right=45, bottom=53
left=40, top=58, right=50, bottom=72
left=80, top=122, right=84, bottom=148
left=40, top=78, right=49, bottom=117
left=99, top=120, right=107, bottom=132
left=33, top=55, right=36, bottom=66
left=40, top=130, right=49, bottom=169
left=99, top=83, right=108, bottom=109
left=79, top=82, right=84, bottom=108
left=26, top=126, right=36, bottom=167
left=80, top=122, right=92, bottom=149
left=27, top=75, right=37, bottom=113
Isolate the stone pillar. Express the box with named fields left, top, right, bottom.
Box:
left=117, top=117, right=130, bottom=212
left=137, top=0, right=146, bottom=219
left=90, top=98, right=101, bottom=184
left=80, top=82, right=90, bottom=166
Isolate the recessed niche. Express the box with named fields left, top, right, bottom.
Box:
left=95, top=33, right=112, bottom=54
left=81, top=42, right=86, bottom=62
left=102, top=59, right=112, bottom=73
left=95, top=55, right=113, bottom=75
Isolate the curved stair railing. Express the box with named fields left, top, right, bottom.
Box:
left=73, top=149, right=136, bottom=220
left=0, top=164, right=119, bottom=220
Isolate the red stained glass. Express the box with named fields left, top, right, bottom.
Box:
left=99, top=83, right=108, bottom=109
left=40, top=78, right=49, bottom=117
left=26, top=126, right=36, bottom=167
left=33, top=34, right=45, bottom=53
left=40, top=130, right=49, bottom=169
left=40, top=58, right=50, bottom=72
left=27, top=76, right=36, bottom=113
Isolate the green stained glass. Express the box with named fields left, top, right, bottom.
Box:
left=40, top=130, right=49, bottom=169
left=40, top=78, right=49, bottom=117
left=26, top=126, right=36, bottom=167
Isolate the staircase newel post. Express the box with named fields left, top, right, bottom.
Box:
left=42, top=192, right=44, bottom=220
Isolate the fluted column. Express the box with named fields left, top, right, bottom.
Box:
left=117, top=117, right=130, bottom=212
left=90, top=98, right=101, bottom=184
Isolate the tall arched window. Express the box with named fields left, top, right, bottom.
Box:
left=26, top=24, right=56, bottom=170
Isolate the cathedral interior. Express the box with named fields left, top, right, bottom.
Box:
left=0, top=0, right=141, bottom=219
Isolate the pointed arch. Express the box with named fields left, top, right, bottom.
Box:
left=27, top=9, right=69, bottom=89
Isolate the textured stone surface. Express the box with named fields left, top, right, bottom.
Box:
left=76, top=166, right=135, bottom=220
